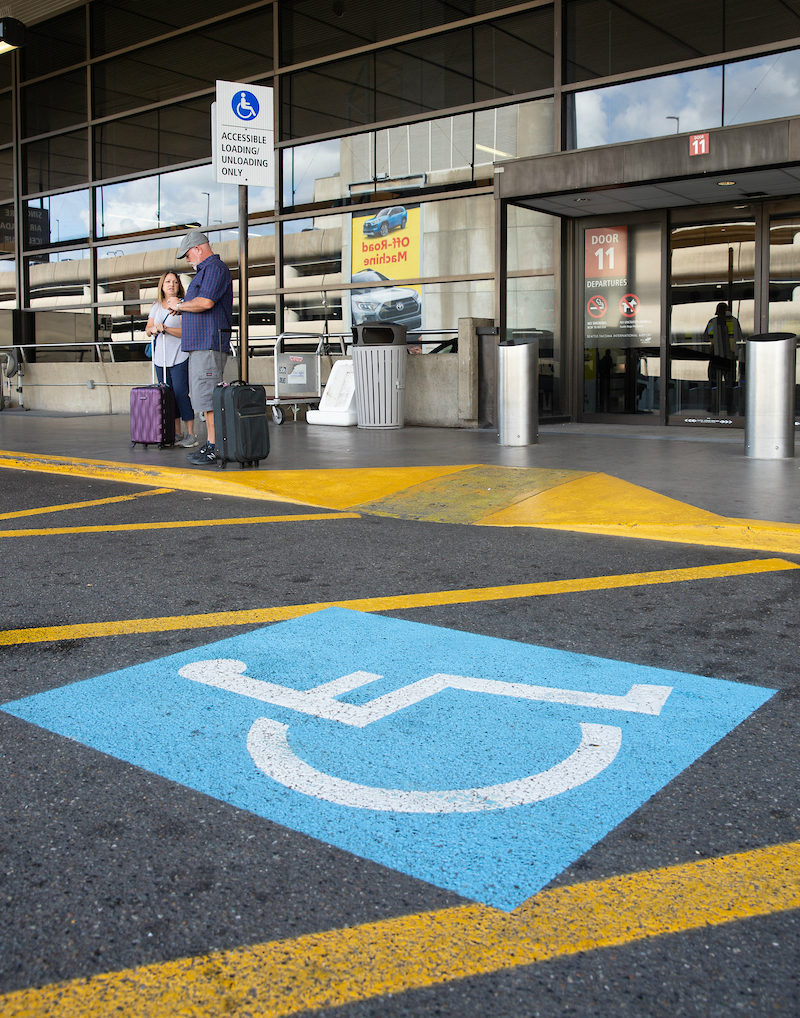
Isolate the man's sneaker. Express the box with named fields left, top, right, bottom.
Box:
left=187, top=441, right=218, bottom=465
left=176, top=433, right=198, bottom=448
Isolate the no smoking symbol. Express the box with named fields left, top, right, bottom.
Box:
left=620, top=293, right=639, bottom=317
left=587, top=295, right=607, bottom=318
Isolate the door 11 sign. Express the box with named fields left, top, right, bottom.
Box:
left=584, top=227, right=627, bottom=279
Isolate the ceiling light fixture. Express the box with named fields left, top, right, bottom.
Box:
left=0, top=18, right=25, bottom=55
left=717, top=180, right=736, bottom=186
left=574, top=197, right=591, bottom=202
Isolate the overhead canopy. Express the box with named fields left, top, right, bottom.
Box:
left=497, top=117, right=800, bottom=216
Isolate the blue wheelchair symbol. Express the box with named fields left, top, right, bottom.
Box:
left=233, top=90, right=259, bottom=121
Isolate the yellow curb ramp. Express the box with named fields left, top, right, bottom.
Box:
left=0, top=450, right=473, bottom=510
left=475, top=472, right=800, bottom=555
left=3, top=840, right=799, bottom=1018
left=3, top=451, right=799, bottom=554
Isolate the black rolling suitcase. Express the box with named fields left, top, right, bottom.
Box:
left=213, top=380, right=270, bottom=469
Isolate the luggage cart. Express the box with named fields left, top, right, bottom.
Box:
left=268, top=333, right=346, bottom=424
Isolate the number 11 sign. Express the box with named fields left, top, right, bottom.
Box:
left=689, top=133, right=709, bottom=156
left=584, top=227, right=627, bottom=279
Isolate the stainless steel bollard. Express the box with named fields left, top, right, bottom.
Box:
left=745, top=332, right=796, bottom=459
left=497, top=338, right=538, bottom=446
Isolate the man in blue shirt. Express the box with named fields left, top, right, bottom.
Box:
left=167, top=230, right=233, bottom=465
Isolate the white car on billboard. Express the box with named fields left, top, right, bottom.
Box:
left=350, top=269, right=422, bottom=331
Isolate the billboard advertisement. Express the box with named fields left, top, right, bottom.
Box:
left=349, top=204, right=422, bottom=333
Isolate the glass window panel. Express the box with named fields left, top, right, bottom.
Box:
left=0, top=53, right=12, bottom=91
left=0, top=202, right=15, bottom=273
left=766, top=216, right=800, bottom=417
left=508, top=204, right=555, bottom=275
left=421, top=195, right=493, bottom=277
left=93, top=10, right=273, bottom=119
left=282, top=54, right=374, bottom=139
left=669, top=220, right=753, bottom=420
left=723, top=49, right=800, bottom=125
left=20, top=9, right=86, bottom=82
left=473, top=8, right=554, bottom=101
left=97, top=164, right=273, bottom=239
left=283, top=99, right=554, bottom=210
left=420, top=278, right=493, bottom=332
left=280, top=0, right=508, bottom=65
left=376, top=29, right=474, bottom=122
left=572, top=67, right=722, bottom=148
left=566, top=0, right=723, bottom=84
left=91, top=0, right=252, bottom=56
left=27, top=248, right=91, bottom=308
left=24, top=131, right=89, bottom=194
left=725, top=0, right=800, bottom=53
left=24, top=191, right=91, bottom=249
left=283, top=138, right=344, bottom=208
left=283, top=13, right=555, bottom=139
left=0, top=147, right=12, bottom=201
left=22, top=70, right=87, bottom=138
left=0, top=93, right=11, bottom=146
left=97, top=235, right=188, bottom=341
left=283, top=216, right=343, bottom=286
left=284, top=288, right=344, bottom=330
left=474, top=100, right=554, bottom=174
left=0, top=261, right=15, bottom=306
left=507, top=275, right=559, bottom=414
left=94, top=99, right=212, bottom=180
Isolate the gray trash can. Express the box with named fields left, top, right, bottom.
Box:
left=497, top=334, right=538, bottom=446
left=745, top=332, right=796, bottom=459
left=351, top=323, right=407, bottom=429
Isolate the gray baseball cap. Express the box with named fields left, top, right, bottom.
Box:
left=176, top=229, right=209, bottom=259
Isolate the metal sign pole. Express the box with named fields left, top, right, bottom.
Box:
left=239, top=184, right=249, bottom=382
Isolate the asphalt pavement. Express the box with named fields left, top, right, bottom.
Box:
left=1, top=412, right=799, bottom=1017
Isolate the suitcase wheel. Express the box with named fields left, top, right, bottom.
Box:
left=218, top=460, right=227, bottom=470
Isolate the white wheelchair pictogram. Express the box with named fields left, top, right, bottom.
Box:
left=179, top=659, right=672, bottom=814
left=233, top=90, right=258, bottom=121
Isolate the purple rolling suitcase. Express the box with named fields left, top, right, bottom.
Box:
left=130, top=384, right=176, bottom=449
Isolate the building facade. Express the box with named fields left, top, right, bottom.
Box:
left=2, top=0, right=800, bottom=426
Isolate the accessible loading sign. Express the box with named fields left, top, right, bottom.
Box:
left=212, top=80, right=274, bottom=187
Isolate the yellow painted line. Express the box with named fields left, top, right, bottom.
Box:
left=1, top=557, right=794, bottom=646
left=3, top=840, right=799, bottom=1018
left=0, top=512, right=361, bottom=538
left=0, top=487, right=174, bottom=521
left=515, top=522, right=800, bottom=557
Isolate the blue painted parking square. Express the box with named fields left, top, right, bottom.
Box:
left=1, top=609, right=775, bottom=910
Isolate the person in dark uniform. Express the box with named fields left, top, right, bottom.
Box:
left=705, top=302, right=743, bottom=414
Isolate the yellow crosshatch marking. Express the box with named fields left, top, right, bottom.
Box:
left=2, top=840, right=798, bottom=1018
left=0, top=512, right=361, bottom=538
left=0, top=558, right=795, bottom=646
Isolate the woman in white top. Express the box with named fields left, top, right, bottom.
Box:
left=145, top=270, right=197, bottom=448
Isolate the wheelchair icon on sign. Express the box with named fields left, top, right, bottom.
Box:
left=233, top=90, right=259, bottom=121
left=179, top=660, right=672, bottom=814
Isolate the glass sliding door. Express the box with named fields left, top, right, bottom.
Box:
left=767, top=216, right=800, bottom=420
left=582, top=221, right=661, bottom=419
left=669, top=220, right=754, bottom=424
